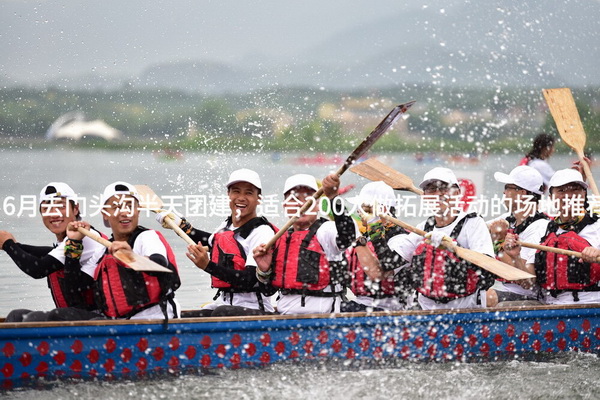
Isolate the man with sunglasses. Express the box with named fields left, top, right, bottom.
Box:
left=487, top=166, right=549, bottom=305
left=387, top=167, right=495, bottom=310
left=503, top=169, right=600, bottom=305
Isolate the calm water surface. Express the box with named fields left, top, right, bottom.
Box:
left=0, top=148, right=597, bottom=398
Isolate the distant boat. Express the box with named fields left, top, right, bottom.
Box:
left=153, top=148, right=184, bottom=161
left=46, top=111, right=123, bottom=141
left=292, top=153, right=344, bottom=166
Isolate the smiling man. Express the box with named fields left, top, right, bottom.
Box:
left=0, top=182, right=105, bottom=322
left=86, top=181, right=181, bottom=320
left=160, top=169, right=278, bottom=316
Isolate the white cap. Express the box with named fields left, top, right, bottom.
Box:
left=226, top=168, right=262, bottom=190
left=39, top=182, right=77, bottom=205
left=419, top=167, right=460, bottom=189
left=101, top=181, right=140, bottom=205
left=549, top=169, right=588, bottom=190
left=283, top=174, right=318, bottom=194
left=494, top=166, right=544, bottom=195
left=348, top=181, right=397, bottom=208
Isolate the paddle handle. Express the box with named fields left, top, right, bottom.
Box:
left=264, top=185, right=328, bottom=250
left=520, top=241, right=600, bottom=262
left=578, top=154, right=600, bottom=198
left=78, top=227, right=111, bottom=248
left=163, top=217, right=196, bottom=246
left=379, top=214, right=456, bottom=251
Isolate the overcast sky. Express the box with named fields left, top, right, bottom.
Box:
left=0, top=0, right=424, bottom=81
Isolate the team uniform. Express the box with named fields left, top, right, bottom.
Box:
left=188, top=217, right=278, bottom=313
left=90, top=226, right=181, bottom=320
left=388, top=211, right=495, bottom=310
left=529, top=215, right=600, bottom=305
left=3, top=228, right=106, bottom=321
left=490, top=212, right=549, bottom=301
left=268, top=215, right=355, bottom=315
left=344, top=227, right=412, bottom=312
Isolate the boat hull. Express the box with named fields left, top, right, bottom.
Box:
left=1, top=304, right=599, bottom=389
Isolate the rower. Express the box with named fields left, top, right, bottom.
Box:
left=160, top=169, right=278, bottom=316
left=387, top=167, right=496, bottom=310
left=0, top=182, right=105, bottom=322
left=87, top=181, right=181, bottom=320
left=252, top=173, right=357, bottom=315
left=507, top=168, right=600, bottom=305
left=487, top=166, right=548, bottom=306
left=342, top=181, right=413, bottom=312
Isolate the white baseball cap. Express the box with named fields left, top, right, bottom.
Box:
left=283, top=174, right=318, bottom=194
left=419, top=167, right=460, bottom=189
left=101, top=181, right=140, bottom=205
left=39, top=182, right=77, bottom=205
left=494, top=166, right=544, bottom=195
left=348, top=181, right=397, bottom=208
left=549, top=169, right=588, bottom=190
left=226, top=168, right=262, bottom=190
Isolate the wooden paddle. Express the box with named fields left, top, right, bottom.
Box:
left=520, top=241, right=600, bottom=262
left=263, top=101, right=415, bottom=250
left=135, top=184, right=196, bottom=246
left=379, top=214, right=535, bottom=281
left=77, top=227, right=172, bottom=273
left=350, top=158, right=423, bottom=195
left=543, top=88, right=599, bottom=197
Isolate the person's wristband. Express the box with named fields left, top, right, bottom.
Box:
left=256, top=267, right=272, bottom=283
left=179, top=218, right=193, bottom=235
left=65, top=239, right=84, bottom=259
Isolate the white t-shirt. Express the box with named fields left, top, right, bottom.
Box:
left=202, top=220, right=276, bottom=312
left=276, top=219, right=357, bottom=315
left=48, top=228, right=106, bottom=277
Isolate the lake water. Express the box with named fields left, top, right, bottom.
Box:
left=1, top=147, right=598, bottom=398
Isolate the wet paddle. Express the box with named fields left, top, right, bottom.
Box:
left=543, top=88, right=599, bottom=197
left=77, top=227, right=172, bottom=273
left=135, top=184, right=196, bottom=246
left=520, top=241, right=600, bottom=261
left=264, top=101, right=416, bottom=250
left=379, top=214, right=535, bottom=281
left=350, top=158, right=423, bottom=195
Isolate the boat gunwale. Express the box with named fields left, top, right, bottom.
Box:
left=1, top=303, right=598, bottom=332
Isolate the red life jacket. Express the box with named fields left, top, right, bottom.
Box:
left=518, top=156, right=530, bottom=166
left=534, top=216, right=600, bottom=293
left=210, top=216, right=277, bottom=290
left=412, top=213, right=494, bottom=302
left=346, top=241, right=396, bottom=297
left=495, top=212, right=549, bottom=283
left=94, top=227, right=180, bottom=319
left=271, top=219, right=341, bottom=294
left=47, top=227, right=107, bottom=309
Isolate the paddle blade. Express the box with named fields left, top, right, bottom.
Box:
left=135, top=184, right=164, bottom=210
left=350, top=158, right=423, bottom=195
left=453, top=247, right=534, bottom=281
left=343, top=101, right=415, bottom=168
left=543, top=88, right=586, bottom=154
left=114, top=249, right=173, bottom=273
